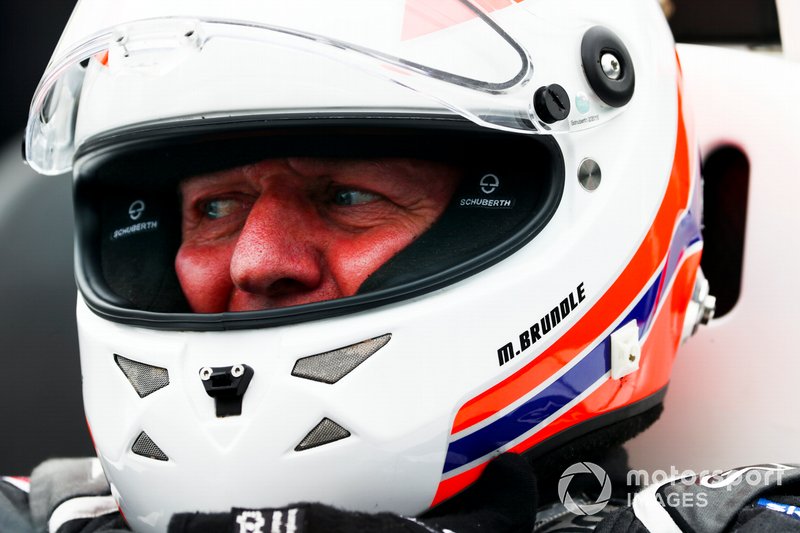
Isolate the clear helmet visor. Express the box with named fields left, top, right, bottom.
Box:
left=26, top=0, right=634, bottom=176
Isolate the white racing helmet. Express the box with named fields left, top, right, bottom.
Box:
left=26, top=1, right=710, bottom=531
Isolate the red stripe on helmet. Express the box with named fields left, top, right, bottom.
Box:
left=431, top=463, right=488, bottom=507
left=401, top=0, right=514, bottom=40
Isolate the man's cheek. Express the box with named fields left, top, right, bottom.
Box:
left=175, top=243, right=235, bottom=313
left=328, top=229, right=416, bottom=295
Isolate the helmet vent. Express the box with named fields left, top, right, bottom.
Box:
left=295, top=418, right=351, bottom=451
left=291, top=334, right=391, bottom=384
left=131, top=431, right=169, bottom=461
left=114, top=354, right=169, bottom=398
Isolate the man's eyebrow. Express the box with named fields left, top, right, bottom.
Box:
left=181, top=169, right=247, bottom=190
left=285, top=156, right=336, bottom=177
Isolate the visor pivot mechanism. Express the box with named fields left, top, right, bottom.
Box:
left=199, top=364, right=254, bottom=418
left=581, top=26, right=635, bottom=108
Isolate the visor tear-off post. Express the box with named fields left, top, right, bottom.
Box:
left=199, top=364, right=254, bottom=417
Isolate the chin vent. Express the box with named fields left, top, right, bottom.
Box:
left=114, top=354, right=169, bottom=398
left=291, top=334, right=391, bottom=384
left=295, top=418, right=351, bottom=451
left=131, top=431, right=169, bottom=461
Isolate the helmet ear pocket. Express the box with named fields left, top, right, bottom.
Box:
left=89, top=185, right=189, bottom=313
left=360, top=140, right=562, bottom=294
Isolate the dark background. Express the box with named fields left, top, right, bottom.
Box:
left=1, top=1, right=90, bottom=476
left=0, top=1, right=782, bottom=474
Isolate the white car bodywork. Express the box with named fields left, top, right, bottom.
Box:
left=628, top=43, right=800, bottom=473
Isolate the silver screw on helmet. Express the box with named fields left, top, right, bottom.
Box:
left=601, top=53, right=622, bottom=80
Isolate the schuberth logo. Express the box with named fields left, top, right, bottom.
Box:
left=497, top=283, right=586, bottom=366
left=111, top=199, right=159, bottom=240
left=480, top=173, right=500, bottom=194
left=128, top=200, right=146, bottom=220
left=458, top=173, right=516, bottom=209
left=459, top=197, right=514, bottom=208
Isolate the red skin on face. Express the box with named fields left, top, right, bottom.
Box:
left=175, top=157, right=460, bottom=312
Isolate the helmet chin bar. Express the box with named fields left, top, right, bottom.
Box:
left=199, top=364, right=254, bottom=417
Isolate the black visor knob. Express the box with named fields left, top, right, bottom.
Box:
left=534, top=84, right=571, bottom=124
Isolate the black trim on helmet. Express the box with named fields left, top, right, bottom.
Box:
left=73, top=114, right=565, bottom=331
left=523, top=386, right=667, bottom=463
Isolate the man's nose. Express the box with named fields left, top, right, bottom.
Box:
left=229, top=189, right=324, bottom=296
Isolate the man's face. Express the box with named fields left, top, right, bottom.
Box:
left=175, top=157, right=460, bottom=312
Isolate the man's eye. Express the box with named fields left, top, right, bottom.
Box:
left=201, top=198, right=243, bottom=220
left=334, top=189, right=381, bottom=206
